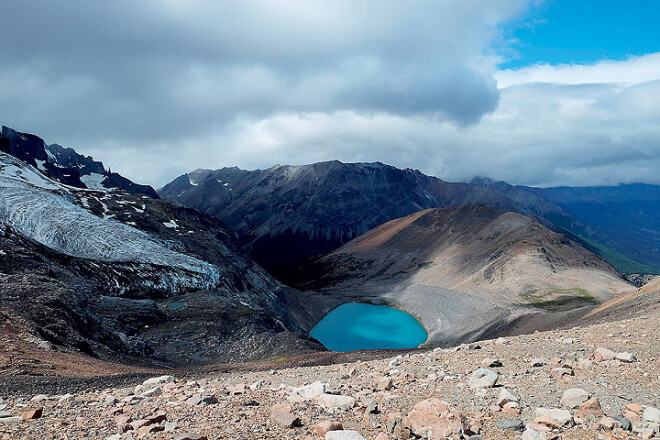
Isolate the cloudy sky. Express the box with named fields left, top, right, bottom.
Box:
left=1, top=0, right=659, bottom=187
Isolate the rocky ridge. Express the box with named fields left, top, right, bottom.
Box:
left=0, top=289, right=658, bottom=440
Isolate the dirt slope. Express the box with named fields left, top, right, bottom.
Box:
left=299, top=205, right=631, bottom=346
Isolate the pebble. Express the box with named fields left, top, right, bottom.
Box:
left=560, top=388, right=590, bottom=408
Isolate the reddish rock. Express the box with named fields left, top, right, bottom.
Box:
left=594, top=347, right=616, bottom=362
left=626, top=403, right=643, bottom=413
left=270, top=403, right=300, bottom=428
left=576, top=397, right=604, bottom=418
left=22, top=407, right=43, bottom=420
left=407, top=398, right=466, bottom=440
left=314, top=421, right=343, bottom=437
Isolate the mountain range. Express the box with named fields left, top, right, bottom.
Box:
left=0, top=124, right=655, bottom=367
left=160, top=162, right=660, bottom=284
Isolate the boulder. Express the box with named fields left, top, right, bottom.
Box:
left=407, top=398, right=466, bottom=440
left=497, top=388, right=518, bottom=407
left=534, top=408, right=573, bottom=427
left=22, top=408, right=43, bottom=420
left=289, top=382, right=326, bottom=403
left=316, top=394, right=356, bottom=412
left=594, top=347, right=616, bottom=362
left=616, top=352, right=637, bottom=363
left=468, top=368, right=498, bottom=389
left=560, top=388, right=590, bottom=409
left=643, top=406, right=660, bottom=423
left=498, top=418, right=524, bottom=431
left=576, top=397, right=603, bottom=418
left=270, top=403, right=300, bottom=428
left=143, top=375, right=175, bottom=386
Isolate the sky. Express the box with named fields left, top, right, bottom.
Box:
left=1, top=0, right=659, bottom=188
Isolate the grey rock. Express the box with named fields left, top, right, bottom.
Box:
left=498, top=418, right=525, bottom=431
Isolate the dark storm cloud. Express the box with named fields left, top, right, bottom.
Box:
left=0, top=1, right=524, bottom=143
left=2, top=1, right=659, bottom=188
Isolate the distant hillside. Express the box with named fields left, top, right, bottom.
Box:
left=472, top=178, right=660, bottom=274
left=296, top=205, right=631, bottom=346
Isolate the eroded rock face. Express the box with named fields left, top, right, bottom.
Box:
left=407, top=398, right=466, bottom=440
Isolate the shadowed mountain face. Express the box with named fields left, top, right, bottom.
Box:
left=159, top=162, right=550, bottom=283
left=161, top=163, right=660, bottom=282
left=0, top=151, right=319, bottom=365
left=1, top=126, right=158, bottom=198
left=294, top=205, right=631, bottom=347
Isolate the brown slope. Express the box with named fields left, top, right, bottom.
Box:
left=300, top=205, right=631, bottom=346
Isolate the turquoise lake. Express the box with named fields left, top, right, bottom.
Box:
left=310, top=303, right=428, bottom=352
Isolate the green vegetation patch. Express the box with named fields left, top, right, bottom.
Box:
left=558, top=228, right=660, bottom=275
left=521, top=288, right=598, bottom=312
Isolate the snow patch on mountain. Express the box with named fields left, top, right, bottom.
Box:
left=81, top=172, right=108, bottom=191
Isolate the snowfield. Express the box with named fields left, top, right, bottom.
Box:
left=0, top=153, right=222, bottom=287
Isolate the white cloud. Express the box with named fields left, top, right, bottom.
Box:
left=496, top=52, right=660, bottom=87
left=2, top=1, right=660, bottom=189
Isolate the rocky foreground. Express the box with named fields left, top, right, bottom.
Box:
left=1, top=310, right=659, bottom=440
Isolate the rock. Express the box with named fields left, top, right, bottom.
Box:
left=643, top=407, right=660, bottom=423
left=407, top=398, right=466, bottom=440
left=598, top=416, right=619, bottom=430
left=289, top=382, right=326, bottom=403
left=626, top=403, right=643, bottom=413
left=530, top=358, right=546, bottom=367
left=522, top=428, right=547, bottom=440
left=228, top=383, right=246, bottom=395
left=560, top=388, right=590, bottom=408
left=502, top=401, right=521, bottom=415
left=140, top=386, right=162, bottom=398
left=616, top=352, right=637, bottom=362
left=0, top=416, right=23, bottom=425
left=534, top=408, right=573, bottom=427
left=614, top=416, right=632, bottom=431
left=468, top=368, right=498, bottom=389
left=497, top=388, right=518, bottom=407
left=165, top=421, right=178, bottom=432
left=498, top=418, right=525, bottom=431
left=105, top=395, right=119, bottom=405
left=577, top=359, right=593, bottom=369
left=22, top=408, right=43, bottom=420
left=31, top=394, right=49, bottom=402
left=315, top=421, right=343, bottom=436
left=143, top=375, right=175, bottom=386
left=495, top=337, right=508, bottom=345
left=107, top=435, right=121, bottom=440
left=148, top=411, right=167, bottom=424
left=385, top=412, right=412, bottom=439
left=58, top=393, right=75, bottom=404
left=594, top=347, right=616, bottom=362
left=186, top=394, right=218, bottom=406
left=270, top=403, right=300, bottom=428
left=374, top=434, right=390, bottom=440
left=481, top=358, right=502, bottom=368
left=316, top=394, right=356, bottom=412
left=576, top=397, right=604, bottom=418
left=325, top=431, right=367, bottom=440
left=375, top=376, right=394, bottom=391
left=534, top=415, right=565, bottom=430
left=174, top=434, right=208, bottom=440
